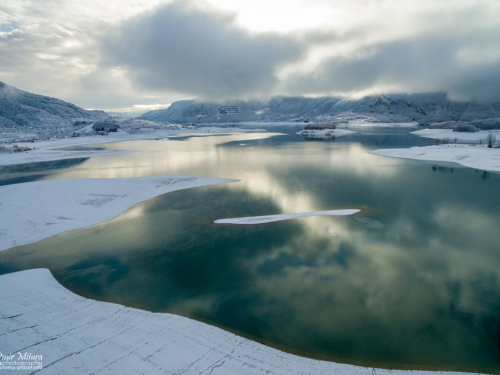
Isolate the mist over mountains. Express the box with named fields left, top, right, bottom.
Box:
left=139, top=93, right=500, bottom=125
left=2, top=80, right=500, bottom=133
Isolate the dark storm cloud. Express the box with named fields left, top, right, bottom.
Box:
left=285, top=23, right=500, bottom=101
left=100, top=0, right=306, bottom=100
left=100, top=0, right=500, bottom=102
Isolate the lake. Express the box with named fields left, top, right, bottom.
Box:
left=1, top=126, right=499, bottom=373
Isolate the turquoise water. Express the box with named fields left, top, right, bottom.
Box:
left=1, top=127, right=499, bottom=372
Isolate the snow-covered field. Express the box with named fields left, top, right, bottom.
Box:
left=214, top=209, right=360, bottom=225
left=0, top=269, right=481, bottom=375
left=370, top=145, right=500, bottom=172
left=0, top=176, right=236, bottom=252
left=411, top=129, right=500, bottom=143
left=0, top=126, right=262, bottom=167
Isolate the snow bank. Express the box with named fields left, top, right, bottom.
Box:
left=0, top=127, right=263, bottom=167
left=214, top=209, right=360, bottom=225
left=0, top=269, right=479, bottom=375
left=0, top=176, right=236, bottom=252
left=370, top=145, right=500, bottom=172
left=411, top=129, right=500, bottom=143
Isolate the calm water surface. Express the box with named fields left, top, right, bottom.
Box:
left=1, top=127, right=500, bottom=373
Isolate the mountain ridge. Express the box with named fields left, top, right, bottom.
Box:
left=138, top=93, right=500, bottom=125
left=0, top=81, right=108, bottom=128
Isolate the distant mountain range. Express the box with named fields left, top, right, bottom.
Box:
left=2, top=80, right=500, bottom=131
left=0, top=81, right=108, bottom=129
left=138, top=93, right=500, bottom=126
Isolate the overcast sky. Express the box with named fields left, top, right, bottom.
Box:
left=1, top=0, right=499, bottom=114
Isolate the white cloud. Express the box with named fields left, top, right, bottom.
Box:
left=1, top=0, right=500, bottom=109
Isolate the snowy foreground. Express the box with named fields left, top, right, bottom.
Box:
left=0, top=269, right=481, bottom=375
left=0, top=176, right=236, bottom=252
left=0, top=127, right=261, bottom=167
left=370, top=144, right=500, bottom=173
left=214, top=209, right=360, bottom=225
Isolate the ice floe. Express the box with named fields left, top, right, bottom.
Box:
left=214, top=209, right=360, bottom=225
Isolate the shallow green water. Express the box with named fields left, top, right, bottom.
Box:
left=1, top=127, right=500, bottom=372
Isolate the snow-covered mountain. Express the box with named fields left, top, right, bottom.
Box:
left=138, top=93, right=500, bottom=125
left=0, top=81, right=108, bottom=128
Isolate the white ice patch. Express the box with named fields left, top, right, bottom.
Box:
left=214, top=209, right=360, bottom=225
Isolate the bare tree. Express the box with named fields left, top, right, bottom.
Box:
left=487, top=133, right=496, bottom=148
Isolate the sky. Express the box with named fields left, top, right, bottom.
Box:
left=1, top=0, right=500, bottom=115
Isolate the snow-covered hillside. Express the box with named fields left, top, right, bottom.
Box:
left=0, top=81, right=109, bottom=142
left=138, top=93, right=500, bottom=125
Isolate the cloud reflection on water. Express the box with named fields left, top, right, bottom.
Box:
left=0, top=131, right=499, bottom=371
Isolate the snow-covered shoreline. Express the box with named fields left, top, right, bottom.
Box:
left=347, top=121, right=419, bottom=128
left=0, top=268, right=482, bottom=375
left=0, top=126, right=263, bottom=167
left=214, top=209, right=360, bottom=225
left=370, top=144, right=500, bottom=172
left=0, top=176, right=237, bottom=252
left=411, top=128, right=500, bottom=143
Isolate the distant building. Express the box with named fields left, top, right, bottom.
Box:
left=218, top=106, right=240, bottom=114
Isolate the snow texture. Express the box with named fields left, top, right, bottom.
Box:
left=370, top=145, right=500, bottom=172
left=0, top=268, right=482, bottom=375
left=214, top=209, right=360, bottom=225
left=0, top=176, right=237, bottom=252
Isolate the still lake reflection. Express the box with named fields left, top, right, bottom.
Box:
left=1, top=127, right=500, bottom=373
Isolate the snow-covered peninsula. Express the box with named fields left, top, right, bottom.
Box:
left=0, top=176, right=237, bottom=252
left=370, top=145, right=500, bottom=173
left=411, top=129, right=500, bottom=143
